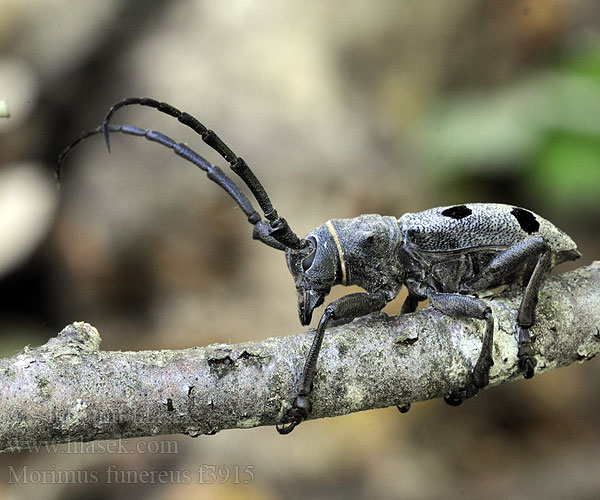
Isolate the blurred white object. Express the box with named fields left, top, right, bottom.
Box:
left=0, top=100, right=8, bottom=118
left=0, top=163, right=58, bottom=277
left=0, top=57, right=39, bottom=130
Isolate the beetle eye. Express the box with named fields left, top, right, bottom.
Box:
left=301, top=237, right=317, bottom=271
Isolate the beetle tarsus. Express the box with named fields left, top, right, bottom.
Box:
left=444, top=372, right=483, bottom=405
left=396, top=403, right=411, bottom=413
left=444, top=395, right=464, bottom=406
left=473, top=360, right=492, bottom=388
left=277, top=393, right=311, bottom=434
left=517, top=338, right=537, bottom=379
left=276, top=421, right=297, bottom=434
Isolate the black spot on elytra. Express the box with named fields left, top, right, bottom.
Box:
left=441, top=205, right=472, bottom=220
left=511, top=207, right=539, bottom=234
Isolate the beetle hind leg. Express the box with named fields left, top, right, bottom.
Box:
left=460, top=236, right=552, bottom=379
left=515, top=248, right=552, bottom=378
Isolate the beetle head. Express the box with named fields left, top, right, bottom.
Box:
left=286, top=224, right=341, bottom=325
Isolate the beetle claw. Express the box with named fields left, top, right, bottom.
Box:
left=444, top=394, right=464, bottom=406
left=276, top=420, right=299, bottom=434
left=276, top=393, right=312, bottom=434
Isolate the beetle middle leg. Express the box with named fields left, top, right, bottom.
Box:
left=428, top=292, right=494, bottom=404
left=401, top=291, right=422, bottom=314
left=277, top=292, right=387, bottom=434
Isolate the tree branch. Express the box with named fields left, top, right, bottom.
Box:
left=1, top=262, right=599, bottom=452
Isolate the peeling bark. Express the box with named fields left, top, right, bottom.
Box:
left=1, top=262, right=599, bottom=452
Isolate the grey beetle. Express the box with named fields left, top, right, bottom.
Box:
left=59, top=98, right=581, bottom=435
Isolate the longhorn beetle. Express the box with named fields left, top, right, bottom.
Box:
left=58, top=97, right=581, bottom=434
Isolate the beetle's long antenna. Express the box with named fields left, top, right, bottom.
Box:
left=103, top=97, right=306, bottom=250
left=58, top=124, right=292, bottom=251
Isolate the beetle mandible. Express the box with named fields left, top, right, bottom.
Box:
left=59, top=97, right=581, bottom=434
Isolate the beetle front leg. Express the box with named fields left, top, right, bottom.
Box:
left=427, top=292, right=494, bottom=404
left=276, top=292, right=388, bottom=434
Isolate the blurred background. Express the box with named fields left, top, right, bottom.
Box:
left=1, top=0, right=599, bottom=498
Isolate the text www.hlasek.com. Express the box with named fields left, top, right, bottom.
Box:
left=9, top=437, right=180, bottom=455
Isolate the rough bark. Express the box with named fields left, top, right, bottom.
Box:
left=1, top=262, right=599, bottom=452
